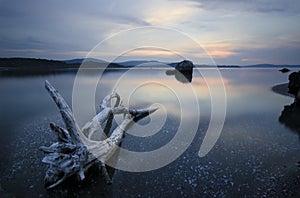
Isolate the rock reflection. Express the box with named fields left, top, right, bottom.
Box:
left=165, top=69, right=193, bottom=83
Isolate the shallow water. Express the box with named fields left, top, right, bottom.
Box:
left=0, top=68, right=299, bottom=197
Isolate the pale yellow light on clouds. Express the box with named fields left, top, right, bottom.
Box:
left=127, top=48, right=178, bottom=57
left=144, top=1, right=199, bottom=26
left=202, top=42, right=237, bottom=58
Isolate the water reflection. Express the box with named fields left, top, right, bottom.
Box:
left=165, top=69, right=193, bottom=83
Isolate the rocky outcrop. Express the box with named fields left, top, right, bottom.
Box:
left=279, top=102, right=300, bottom=136
left=175, top=60, right=194, bottom=72
left=279, top=68, right=290, bottom=73
left=288, top=71, right=300, bottom=102
left=166, top=60, right=194, bottom=83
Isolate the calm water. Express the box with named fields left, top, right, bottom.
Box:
left=0, top=68, right=299, bottom=197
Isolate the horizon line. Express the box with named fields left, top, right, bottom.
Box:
left=0, top=56, right=299, bottom=67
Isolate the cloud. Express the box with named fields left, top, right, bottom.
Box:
left=0, top=0, right=153, bottom=58
left=182, top=0, right=300, bottom=14
left=0, top=0, right=300, bottom=65
left=211, top=45, right=300, bottom=65
left=126, top=47, right=178, bottom=57
left=144, top=3, right=198, bottom=26
left=109, top=15, right=151, bottom=26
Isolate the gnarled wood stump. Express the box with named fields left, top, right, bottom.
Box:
left=40, top=80, right=157, bottom=189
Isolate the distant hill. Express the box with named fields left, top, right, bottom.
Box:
left=64, top=58, right=107, bottom=64
left=65, top=59, right=166, bottom=67
left=0, top=58, right=79, bottom=69
left=116, top=60, right=163, bottom=67
left=115, top=60, right=193, bottom=67
left=244, top=64, right=300, bottom=68
left=216, top=65, right=241, bottom=68
left=0, top=58, right=123, bottom=70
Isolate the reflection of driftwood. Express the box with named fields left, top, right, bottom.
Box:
left=40, top=80, right=157, bottom=189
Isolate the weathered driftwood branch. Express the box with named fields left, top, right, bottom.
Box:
left=40, top=80, right=157, bottom=189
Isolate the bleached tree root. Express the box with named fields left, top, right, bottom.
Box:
left=40, top=80, right=157, bottom=189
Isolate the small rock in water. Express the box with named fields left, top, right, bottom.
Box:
left=279, top=68, right=290, bottom=73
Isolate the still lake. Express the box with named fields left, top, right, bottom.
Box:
left=0, top=68, right=299, bottom=197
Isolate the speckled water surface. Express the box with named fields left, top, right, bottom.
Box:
left=0, top=68, right=299, bottom=197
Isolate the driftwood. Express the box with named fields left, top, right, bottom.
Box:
left=40, top=80, right=157, bottom=189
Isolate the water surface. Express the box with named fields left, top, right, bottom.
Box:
left=0, top=68, right=299, bottom=197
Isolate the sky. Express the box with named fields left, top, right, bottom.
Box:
left=0, top=0, right=300, bottom=65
